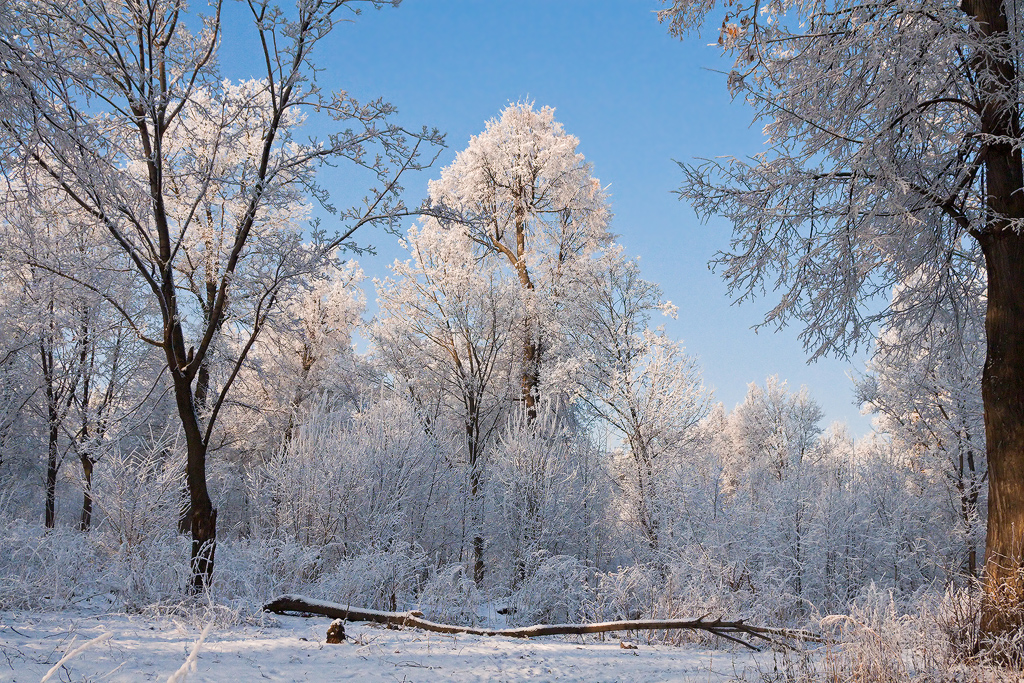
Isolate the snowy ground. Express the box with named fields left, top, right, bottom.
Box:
left=0, top=611, right=775, bottom=682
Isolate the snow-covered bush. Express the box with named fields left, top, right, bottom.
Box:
left=595, top=564, right=664, bottom=622
left=214, top=535, right=429, bottom=614
left=489, top=407, right=609, bottom=591
left=0, top=520, right=107, bottom=610
left=247, top=396, right=454, bottom=556
left=506, top=553, right=597, bottom=626
left=416, top=563, right=483, bottom=625
left=309, top=543, right=428, bottom=612
left=0, top=519, right=188, bottom=612
left=818, top=586, right=916, bottom=682
left=211, top=538, right=327, bottom=610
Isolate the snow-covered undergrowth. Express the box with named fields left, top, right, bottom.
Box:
left=0, top=517, right=819, bottom=636
left=2, top=519, right=1023, bottom=681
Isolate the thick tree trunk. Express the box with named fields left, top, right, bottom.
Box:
left=961, top=0, right=1024, bottom=635
left=980, top=232, right=1024, bottom=633
left=172, top=371, right=217, bottom=594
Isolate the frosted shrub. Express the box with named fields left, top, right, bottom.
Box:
left=663, top=558, right=755, bottom=621
left=211, top=538, right=326, bottom=610
left=745, top=588, right=1022, bottom=683
left=932, top=582, right=984, bottom=664
left=211, top=539, right=428, bottom=614
left=94, top=441, right=182, bottom=544
left=506, top=553, right=597, bottom=626
left=309, top=544, right=428, bottom=612
left=0, top=437, right=190, bottom=612
left=818, top=585, right=914, bottom=683
left=416, top=563, right=483, bottom=625
left=0, top=520, right=107, bottom=610
left=595, top=564, right=662, bottom=622
left=249, top=396, right=445, bottom=553
left=105, top=531, right=189, bottom=609
left=93, top=441, right=188, bottom=607
left=489, top=406, right=608, bottom=590
left=0, top=522, right=185, bottom=612
left=932, top=579, right=1024, bottom=668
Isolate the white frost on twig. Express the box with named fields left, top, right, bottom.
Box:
left=40, top=632, right=112, bottom=683
left=165, top=623, right=213, bottom=683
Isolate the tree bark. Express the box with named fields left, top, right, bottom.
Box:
left=980, top=231, right=1024, bottom=633
left=171, top=367, right=217, bottom=594
left=44, top=409, right=58, bottom=529
left=514, top=195, right=539, bottom=423
left=469, top=446, right=485, bottom=587
left=960, top=0, right=1024, bottom=634
left=76, top=307, right=93, bottom=532
left=79, top=454, right=93, bottom=531
left=41, top=332, right=58, bottom=529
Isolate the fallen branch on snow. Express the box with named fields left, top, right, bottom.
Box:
left=263, top=594, right=821, bottom=651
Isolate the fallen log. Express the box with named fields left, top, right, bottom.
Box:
left=263, top=594, right=821, bottom=651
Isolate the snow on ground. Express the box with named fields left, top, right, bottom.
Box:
left=0, top=611, right=774, bottom=682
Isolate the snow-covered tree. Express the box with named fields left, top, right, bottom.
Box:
left=660, top=0, right=1024, bottom=630
left=725, top=378, right=824, bottom=604
left=375, top=219, right=518, bottom=584
left=574, top=253, right=709, bottom=556
left=0, top=0, right=443, bottom=590
left=245, top=258, right=368, bottom=449
left=0, top=176, right=160, bottom=531
left=728, top=377, right=824, bottom=488
left=428, top=103, right=613, bottom=420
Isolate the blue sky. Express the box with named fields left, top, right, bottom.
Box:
left=223, top=1, right=875, bottom=435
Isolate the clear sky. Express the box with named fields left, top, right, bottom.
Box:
left=222, top=0, right=875, bottom=436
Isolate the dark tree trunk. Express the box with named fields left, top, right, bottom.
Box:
left=469, top=427, right=485, bottom=586
left=42, top=333, right=58, bottom=529
left=960, top=0, right=1024, bottom=634
left=980, top=231, right=1024, bottom=633
left=77, top=310, right=93, bottom=532
left=45, top=414, right=58, bottom=529
left=172, top=370, right=217, bottom=594
left=79, top=454, right=93, bottom=531
left=521, top=333, right=539, bottom=422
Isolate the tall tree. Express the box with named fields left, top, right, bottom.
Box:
left=428, top=103, right=612, bottom=421
left=574, top=252, right=709, bottom=557
left=374, top=219, right=518, bottom=584
left=1, top=181, right=132, bottom=530
left=0, top=0, right=442, bottom=591
left=660, top=0, right=1024, bottom=631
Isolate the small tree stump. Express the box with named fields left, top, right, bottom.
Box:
left=326, top=618, right=346, bottom=644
